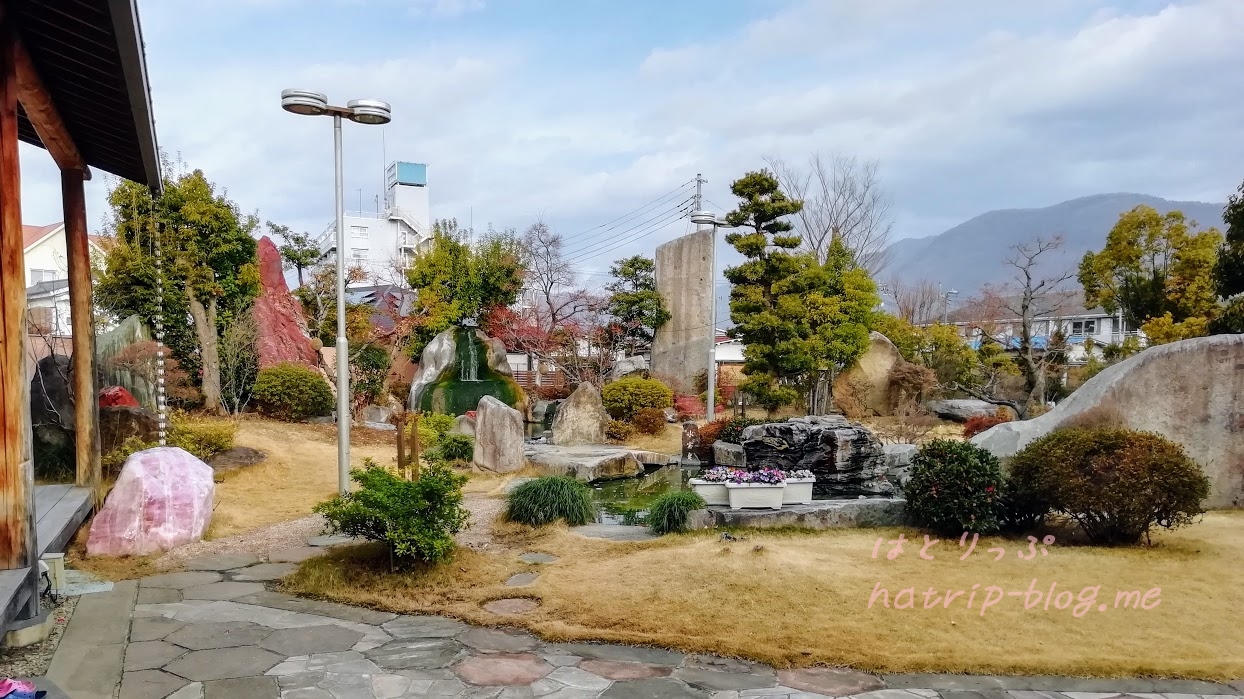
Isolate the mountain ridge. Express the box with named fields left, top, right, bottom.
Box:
left=883, top=193, right=1225, bottom=294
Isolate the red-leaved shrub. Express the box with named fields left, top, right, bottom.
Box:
left=674, top=395, right=706, bottom=420
left=964, top=412, right=1012, bottom=439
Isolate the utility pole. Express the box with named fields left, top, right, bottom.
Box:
left=694, top=172, right=704, bottom=213
left=694, top=173, right=722, bottom=422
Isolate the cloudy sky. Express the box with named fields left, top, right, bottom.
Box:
left=16, top=0, right=1244, bottom=288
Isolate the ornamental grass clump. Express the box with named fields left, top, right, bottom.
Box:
left=505, top=476, right=596, bottom=527
left=647, top=491, right=707, bottom=535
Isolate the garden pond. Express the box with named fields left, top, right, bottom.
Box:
left=590, top=464, right=695, bottom=525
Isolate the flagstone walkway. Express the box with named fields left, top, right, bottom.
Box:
left=44, top=555, right=1244, bottom=699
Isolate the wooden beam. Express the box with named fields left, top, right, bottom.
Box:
left=0, top=13, right=89, bottom=179
left=0, top=20, right=37, bottom=583
left=63, top=169, right=100, bottom=498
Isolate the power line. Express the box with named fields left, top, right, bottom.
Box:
left=565, top=202, right=693, bottom=264
left=562, top=196, right=694, bottom=260
left=560, top=180, right=694, bottom=248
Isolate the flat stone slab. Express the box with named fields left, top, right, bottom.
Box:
left=235, top=590, right=398, bottom=625
left=164, top=621, right=273, bottom=650
left=459, top=627, right=541, bottom=652
left=672, top=666, right=777, bottom=691
left=130, top=616, right=186, bottom=642
left=230, top=562, right=299, bottom=581
left=119, top=669, right=188, bottom=699
left=579, top=659, right=672, bottom=680
left=690, top=498, right=907, bottom=530
left=308, top=533, right=360, bottom=547
left=140, top=572, right=222, bottom=590
left=182, top=581, right=267, bottom=601
left=778, top=667, right=885, bottom=696
left=259, top=624, right=365, bottom=656
left=523, top=444, right=646, bottom=482
left=571, top=524, right=658, bottom=542
left=268, top=546, right=325, bottom=563
left=483, top=598, right=540, bottom=615
left=184, top=553, right=260, bottom=571
left=518, top=553, right=558, bottom=564
left=452, top=653, right=554, bottom=686
left=136, top=587, right=182, bottom=605
left=202, top=676, right=278, bottom=699
left=366, top=638, right=470, bottom=671
left=506, top=573, right=539, bottom=587
left=381, top=615, right=469, bottom=639
left=163, top=646, right=284, bottom=681
left=549, top=642, right=684, bottom=667
left=601, top=677, right=709, bottom=699
left=124, top=641, right=187, bottom=671
left=545, top=666, right=613, bottom=691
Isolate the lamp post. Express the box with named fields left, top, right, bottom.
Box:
left=690, top=208, right=735, bottom=422
left=941, top=288, right=958, bottom=324
left=281, top=89, right=392, bottom=495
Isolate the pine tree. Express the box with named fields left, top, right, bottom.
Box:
left=605, top=255, right=669, bottom=356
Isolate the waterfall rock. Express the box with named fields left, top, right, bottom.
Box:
left=472, top=396, right=525, bottom=473
left=254, top=236, right=319, bottom=369
left=741, top=415, right=896, bottom=498
left=974, top=334, right=1244, bottom=509
left=409, top=327, right=525, bottom=416
left=551, top=382, right=610, bottom=446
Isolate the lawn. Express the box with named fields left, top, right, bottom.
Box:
left=284, top=511, right=1244, bottom=681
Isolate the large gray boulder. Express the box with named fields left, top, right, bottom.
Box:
left=973, top=334, right=1244, bottom=509
left=551, top=382, right=610, bottom=446
left=523, top=444, right=644, bottom=482
left=448, top=414, right=476, bottom=438
left=832, top=331, right=903, bottom=417
left=99, top=406, right=160, bottom=454
left=927, top=399, right=997, bottom=422
left=741, top=415, right=896, bottom=499
left=472, top=396, right=525, bottom=473
left=611, top=355, right=648, bottom=379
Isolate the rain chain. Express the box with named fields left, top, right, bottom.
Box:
left=154, top=224, right=168, bottom=446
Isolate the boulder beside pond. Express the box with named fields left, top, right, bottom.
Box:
left=551, top=382, right=610, bottom=446
left=86, top=447, right=214, bottom=557
left=472, top=396, right=525, bottom=473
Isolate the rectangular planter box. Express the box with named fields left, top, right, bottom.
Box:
left=688, top=480, right=729, bottom=507
left=782, top=478, right=815, bottom=505
left=725, top=482, right=784, bottom=510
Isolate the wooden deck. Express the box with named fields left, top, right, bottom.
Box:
left=0, top=485, right=93, bottom=632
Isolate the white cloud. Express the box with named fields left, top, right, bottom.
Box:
left=407, top=0, right=483, bottom=18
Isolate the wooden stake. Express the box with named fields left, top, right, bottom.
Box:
left=394, top=409, right=407, bottom=479
left=63, top=169, right=100, bottom=500
left=410, top=412, right=421, bottom=480
left=0, top=24, right=37, bottom=587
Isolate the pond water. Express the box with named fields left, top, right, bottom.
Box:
left=590, top=464, right=696, bottom=525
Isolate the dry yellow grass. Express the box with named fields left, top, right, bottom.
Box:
left=208, top=418, right=398, bottom=538
left=284, top=512, right=1244, bottom=680
left=623, top=424, right=683, bottom=456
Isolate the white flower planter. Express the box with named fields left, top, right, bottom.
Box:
left=725, top=482, right=785, bottom=510
left=783, top=477, right=815, bottom=505
left=689, top=479, right=729, bottom=507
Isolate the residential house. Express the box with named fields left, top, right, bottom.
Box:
left=23, top=223, right=108, bottom=336
left=318, top=161, right=433, bottom=284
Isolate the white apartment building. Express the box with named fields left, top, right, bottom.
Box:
left=318, top=161, right=433, bottom=284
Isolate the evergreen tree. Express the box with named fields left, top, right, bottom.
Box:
left=97, top=168, right=260, bottom=413
left=605, top=255, right=669, bottom=356
left=799, top=236, right=879, bottom=412
left=267, top=221, right=321, bottom=287
left=721, top=170, right=809, bottom=413
left=1211, top=181, right=1244, bottom=333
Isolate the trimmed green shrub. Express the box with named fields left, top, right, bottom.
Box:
left=647, top=491, right=706, bottom=535
left=717, top=417, right=771, bottom=445
left=904, top=439, right=1004, bottom=535
left=601, top=377, right=673, bottom=420
left=632, top=407, right=667, bottom=435
left=408, top=412, right=456, bottom=451
left=168, top=416, right=236, bottom=461
left=314, top=459, right=469, bottom=563
left=1006, top=428, right=1210, bottom=544
left=437, top=433, right=475, bottom=462
left=605, top=420, right=635, bottom=442
left=252, top=362, right=334, bottom=421
left=505, top=476, right=595, bottom=527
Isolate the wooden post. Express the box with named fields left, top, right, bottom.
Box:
left=410, top=412, right=420, bottom=480
left=63, top=169, right=100, bottom=498
left=393, top=409, right=407, bottom=479
left=0, top=23, right=38, bottom=611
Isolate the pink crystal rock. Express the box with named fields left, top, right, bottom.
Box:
left=86, top=447, right=215, bottom=556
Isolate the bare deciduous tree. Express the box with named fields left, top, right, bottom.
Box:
left=1001, top=236, right=1075, bottom=409
left=219, top=306, right=259, bottom=416
left=767, top=152, right=895, bottom=274
left=883, top=276, right=943, bottom=324
left=521, top=220, right=591, bottom=330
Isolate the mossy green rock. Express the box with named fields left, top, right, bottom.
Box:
left=410, top=326, right=526, bottom=416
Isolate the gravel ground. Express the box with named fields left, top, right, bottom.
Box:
left=152, top=492, right=504, bottom=570
left=155, top=514, right=328, bottom=570
left=0, top=595, right=76, bottom=679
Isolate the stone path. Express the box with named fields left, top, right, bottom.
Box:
left=49, top=555, right=1244, bottom=699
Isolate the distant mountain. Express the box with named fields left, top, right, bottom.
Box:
left=882, top=194, right=1225, bottom=295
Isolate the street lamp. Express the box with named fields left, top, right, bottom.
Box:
left=941, top=288, right=959, bottom=324
left=282, top=89, right=392, bottom=495
left=690, top=208, right=732, bottom=422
